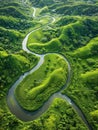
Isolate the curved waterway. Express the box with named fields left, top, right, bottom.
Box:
left=7, top=7, right=92, bottom=130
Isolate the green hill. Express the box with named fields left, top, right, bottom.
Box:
left=0, top=0, right=37, bottom=52
left=81, top=69, right=98, bottom=84
left=74, top=37, right=98, bottom=58
left=0, top=6, right=27, bottom=19
left=55, top=4, right=98, bottom=16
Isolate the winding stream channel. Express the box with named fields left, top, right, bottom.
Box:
left=7, top=7, right=92, bottom=130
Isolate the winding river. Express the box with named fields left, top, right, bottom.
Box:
left=7, top=7, right=92, bottom=130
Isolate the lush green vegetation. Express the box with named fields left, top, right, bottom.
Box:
left=27, top=0, right=98, bottom=129
left=74, top=37, right=98, bottom=58
left=59, top=16, right=98, bottom=129
left=0, top=0, right=40, bottom=91
left=0, top=98, right=88, bottom=130
left=28, top=16, right=98, bottom=54
left=55, top=4, right=98, bottom=16
left=0, top=0, right=40, bottom=128
left=0, top=0, right=41, bottom=53
left=27, top=26, right=62, bottom=53
left=28, top=27, right=60, bottom=44
left=15, top=54, right=68, bottom=111
left=28, top=38, right=62, bottom=53
left=0, top=0, right=98, bottom=129
left=0, top=48, right=39, bottom=92
left=38, top=98, right=88, bottom=130
left=30, top=0, right=55, bottom=7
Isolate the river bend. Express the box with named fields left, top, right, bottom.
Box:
left=7, top=7, right=92, bottom=130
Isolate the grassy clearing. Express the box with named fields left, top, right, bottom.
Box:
left=27, top=15, right=53, bottom=45
left=15, top=54, right=68, bottom=111
left=27, top=29, right=44, bottom=43
left=38, top=16, right=51, bottom=24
